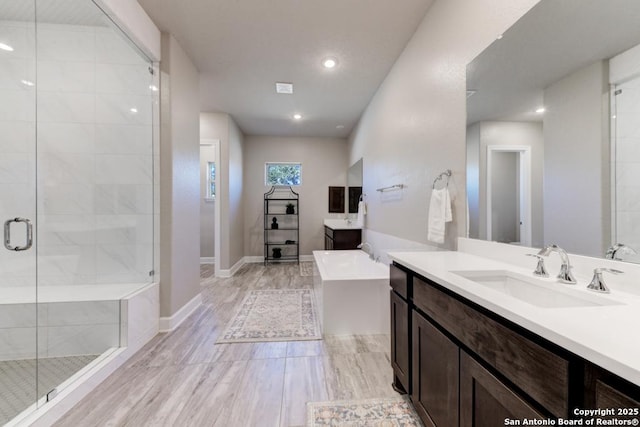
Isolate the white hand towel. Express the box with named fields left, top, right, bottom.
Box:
left=427, top=188, right=452, bottom=244
left=356, top=201, right=366, bottom=226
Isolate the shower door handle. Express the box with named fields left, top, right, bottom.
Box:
left=4, top=217, right=33, bottom=251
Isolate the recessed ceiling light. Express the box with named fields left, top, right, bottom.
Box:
left=21, top=79, right=34, bottom=87
left=130, top=107, right=138, bottom=113
left=336, top=125, right=345, bottom=129
left=322, top=57, right=338, bottom=69
left=535, top=107, right=545, bottom=114
left=612, top=115, right=617, bottom=119
left=293, top=113, right=303, bottom=120
left=276, top=82, right=294, bottom=94
left=0, top=42, right=14, bottom=51
left=149, top=84, right=158, bottom=92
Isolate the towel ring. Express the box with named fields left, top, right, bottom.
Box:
left=432, top=169, right=452, bottom=189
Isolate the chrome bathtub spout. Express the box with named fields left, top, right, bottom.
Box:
left=537, top=244, right=576, bottom=284
left=357, top=242, right=374, bottom=260
left=605, top=243, right=637, bottom=261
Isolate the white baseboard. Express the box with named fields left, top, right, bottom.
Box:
left=219, top=257, right=246, bottom=278
left=200, top=257, right=215, bottom=264
left=159, top=293, right=202, bottom=332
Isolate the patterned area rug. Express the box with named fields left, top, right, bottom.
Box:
left=300, top=261, right=314, bottom=277
left=306, top=397, right=423, bottom=427
left=217, top=289, right=321, bottom=343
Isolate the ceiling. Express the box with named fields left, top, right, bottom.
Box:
left=137, top=0, right=434, bottom=138
left=466, top=0, right=640, bottom=125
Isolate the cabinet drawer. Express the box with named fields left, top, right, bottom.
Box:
left=413, top=276, right=570, bottom=418
left=390, top=264, right=409, bottom=299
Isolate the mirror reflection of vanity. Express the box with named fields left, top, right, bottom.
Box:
left=466, top=0, right=640, bottom=263
left=323, top=158, right=364, bottom=250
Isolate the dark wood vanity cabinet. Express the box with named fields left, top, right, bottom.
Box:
left=323, top=226, right=361, bottom=250
left=389, top=261, right=640, bottom=427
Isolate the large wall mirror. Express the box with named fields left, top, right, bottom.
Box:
left=466, top=0, right=640, bottom=263
left=348, top=158, right=363, bottom=213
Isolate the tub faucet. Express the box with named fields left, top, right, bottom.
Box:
left=357, top=242, right=374, bottom=260
left=605, top=243, right=637, bottom=261
left=537, top=244, right=576, bottom=284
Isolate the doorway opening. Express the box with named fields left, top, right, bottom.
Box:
left=486, top=145, right=532, bottom=246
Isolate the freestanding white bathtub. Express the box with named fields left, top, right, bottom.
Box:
left=312, top=250, right=390, bottom=335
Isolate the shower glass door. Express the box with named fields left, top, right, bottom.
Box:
left=0, top=0, right=38, bottom=423
left=2, top=0, right=155, bottom=423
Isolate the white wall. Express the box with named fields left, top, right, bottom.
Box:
left=473, top=121, right=544, bottom=246
left=228, top=118, right=245, bottom=267
left=200, top=112, right=245, bottom=270
left=348, top=0, right=541, bottom=250
left=243, top=136, right=348, bottom=257
left=543, top=60, right=610, bottom=257
left=159, top=33, right=201, bottom=317
left=199, top=144, right=215, bottom=258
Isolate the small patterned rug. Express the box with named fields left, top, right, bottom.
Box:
left=306, top=397, right=423, bottom=427
left=216, top=289, right=321, bottom=343
left=300, top=261, right=314, bottom=277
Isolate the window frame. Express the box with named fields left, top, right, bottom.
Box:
left=206, top=161, right=216, bottom=201
left=264, top=162, right=302, bottom=186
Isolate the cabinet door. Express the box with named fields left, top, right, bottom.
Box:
left=460, top=351, right=545, bottom=427
left=411, top=312, right=459, bottom=427
left=595, top=380, right=640, bottom=419
left=390, top=291, right=410, bottom=393
left=324, top=235, right=333, bottom=250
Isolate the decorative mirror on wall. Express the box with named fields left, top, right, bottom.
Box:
left=466, top=0, right=640, bottom=263
left=328, top=186, right=345, bottom=213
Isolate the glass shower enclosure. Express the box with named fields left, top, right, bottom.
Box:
left=0, top=0, right=155, bottom=424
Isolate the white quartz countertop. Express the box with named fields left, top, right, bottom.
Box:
left=323, top=219, right=362, bottom=230
left=388, top=250, right=640, bottom=387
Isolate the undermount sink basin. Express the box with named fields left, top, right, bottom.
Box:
left=451, top=270, right=622, bottom=309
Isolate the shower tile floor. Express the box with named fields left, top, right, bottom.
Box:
left=0, top=355, right=98, bottom=425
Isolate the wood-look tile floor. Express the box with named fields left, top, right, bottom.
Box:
left=55, top=263, right=397, bottom=427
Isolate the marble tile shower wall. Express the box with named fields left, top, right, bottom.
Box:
left=0, top=20, right=154, bottom=289
left=615, top=77, right=640, bottom=256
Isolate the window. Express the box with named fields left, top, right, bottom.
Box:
left=207, top=162, right=216, bottom=199
left=265, top=162, right=302, bottom=186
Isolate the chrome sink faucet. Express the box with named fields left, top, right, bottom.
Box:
left=537, top=244, right=576, bottom=284
left=357, top=242, right=374, bottom=260
left=587, top=268, right=623, bottom=293
left=525, top=254, right=549, bottom=277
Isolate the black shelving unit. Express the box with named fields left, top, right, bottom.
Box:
left=264, top=186, right=299, bottom=265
